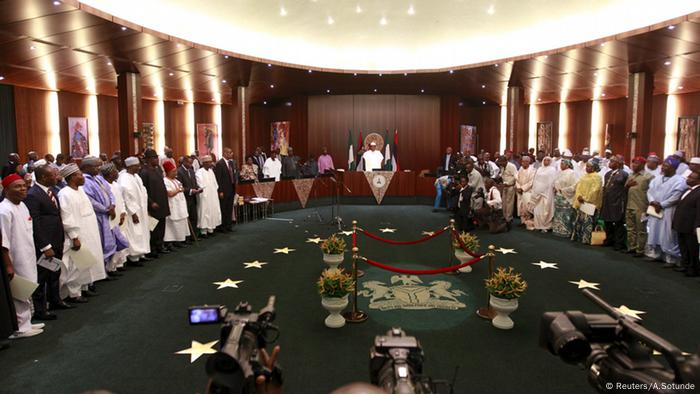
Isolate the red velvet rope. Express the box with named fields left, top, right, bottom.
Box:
left=362, top=255, right=484, bottom=275
left=357, top=227, right=448, bottom=245
left=450, top=229, right=483, bottom=258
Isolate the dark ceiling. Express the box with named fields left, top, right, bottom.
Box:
left=0, top=0, right=699, bottom=106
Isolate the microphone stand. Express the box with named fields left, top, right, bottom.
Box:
left=328, top=170, right=352, bottom=231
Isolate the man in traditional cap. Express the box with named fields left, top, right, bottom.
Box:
left=100, top=163, right=129, bottom=273
left=140, top=149, right=171, bottom=257
left=673, top=150, right=689, bottom=176
left=646, top=157, right=687, bottom=267
left=177, top=156, right=201, bottom=243
left=0, top=174, right=43, bottom=338
left=645, top=153, right=661, bottom=177
left=57, top=163, right=106, bottom=302
left=24, top=163, right=72, bottom=320
left=195, top=155, right=222, bottom=236
left=263, top=150, right=282, bottom=181
left=118, top=157, right=151, bottom=266
left=361, top=142, right=384, bottom=172
left=496, top=155, right=518, bottom=226
left=214, top=147, right=238, bottom=232
left=625, top=157, right=654, bottom=257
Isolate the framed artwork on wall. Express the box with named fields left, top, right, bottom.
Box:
left=677, top=116, right=700, bottom=158
left=460, top=125, right=477, bottom=155
left=536, top=121, right=553, bottom=154
left=68, top=117, right=89, bottom=158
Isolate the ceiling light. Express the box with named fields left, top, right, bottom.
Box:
left=308, top=69, right=313, bottom=73
left=601, top=93, right=606, bottom=97
left=420, top=89, right=424, bottom=93
left=378, top=73, right=382, bottom=77
left=263, top=101, right=267, bottom=105
left=487, top=5, right=495, bottom=15
left=270, top=84, right=275, bottom=88
left=168, top=72, right=174, bottom=76
left=494, top=64, right=499, bottom=67
left=53, top=1, right=61, bottom=5
left=449, top=70, right=454, bottom=74
left=481, top=84, right=486, bottom=88
left=0, top=76, right=4, bottom=81
left=356, top=5, right=362, bottom=13
left=407, top=5, right=415, bottom=15
left=458, top=102, right=464, bottom=106
left=600, top=43, right=605, bottom=47
left=280, top=7, right=287, bottom=16
left=353, top=73, right=357, bottom=76
left=482, top=101, right=486, bottom=105
left=373, top=88, right=377, bottom=92
left=380, top=16, right=387, bottom=26
left=224, top=55, right=229, bottom=59
left=326, top=89, right=331, bottom=93
left=121, top=26, right=127, bottom=31
left=403, top=73, right=407, bottom=76
left=222, top=80, right=227, bottom=84
left=327, top=16, right=334, bottom=25
left=668, top=25, right=675, bottom=30
left=678, top=86, right=684, bottom=90
left=267, top=63, right=272, bottom=67
left=107, top=61, right=112, bottom=66
left=664, top=60, right=671, bottom=66
left=30, top=45, right=35, bottom=50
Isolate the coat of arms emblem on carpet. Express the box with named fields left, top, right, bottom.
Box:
left=359, top=275, right=466, bottom=311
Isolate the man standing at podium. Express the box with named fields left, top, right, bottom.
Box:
left=362, top=142, right=384, bottom=171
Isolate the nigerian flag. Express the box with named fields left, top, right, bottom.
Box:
left=347, top=130, right=355, bottom=170
left=383, top=129, right=393, bottom=170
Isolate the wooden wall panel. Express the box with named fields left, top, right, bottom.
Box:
left=307, top=95, right=353, bottom=165
left=598, top=98, right=628, bottom=156
left=474, top=105, right=502, bottom=155
left=440, top=96, right=461, bottom=152
left=395, top=95, right=440, bottom=171
left=58, top=91, right=88, bottom=155
left=222, top=101, right=242, bottom=160
left=98, top=94, right=119, bottom=155
left=650, top=94, right=667, bottom=157
left=566, top=100, right=592, bottom=155
left=248, top=104, right=272, bottom=156
left=141, top=99, right=158, bottom=153
left=14, top=87, right=50, bottom=157
left=352, top=95, right=397, bottom=135
left=163, top=100, right=188, bottom=158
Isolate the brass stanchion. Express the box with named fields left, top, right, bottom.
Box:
left=445, top=218, right=459, bottom=275
left=353, top=220, right=364, bottom=278
left=477, top=245, right=497, bottom=320
left=343, top=245, right=368, bottom=323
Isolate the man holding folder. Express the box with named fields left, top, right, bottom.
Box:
left=0, top=174, right=43, bottom=339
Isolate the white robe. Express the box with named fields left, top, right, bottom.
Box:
left=164, top=177, right=191, bottom=242
left=117, top=172, right=151, bottom=258
left=262, top=158, right=282, bottom=181
left=645, top=165, right=661, bottom=178
left=530, top=164, right=557, bottom=230
left=0, top=199, right=37, bottom=332
left=58, top=186, right=106, bottom=289
left=108, top=181, right=129, bottom=270
left=196, top=167, right=222, bottom=232
left=361, top=150, right=384, bottom=171
left=516, top=166, right=535, bottom=217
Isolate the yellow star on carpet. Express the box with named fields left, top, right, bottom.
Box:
left=495, top=248, right=517, bottom=254
left=273, top=247, right=296, bottom=254
left=213, top=279, right=243, bottom=289
left=616, top=305, right=646, bottom=320
left=175, top=340, right=218, bottom=363
left=306, top=237, right=323, bottom=244
left=243, top=261, right=267, bottom=269
left=421, top=231, right=435, bottom=236
left=568, top=279, right=600, bottom=290
left=379, top=228, right=397, bottom=233
left=532, top=261, right=558, bottom=270
left=338, top=231, right=353, bottom=236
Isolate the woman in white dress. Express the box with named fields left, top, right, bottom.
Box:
left=163, top=161, right=190, bottom=245
left=527, top=156, right=557, bottom=231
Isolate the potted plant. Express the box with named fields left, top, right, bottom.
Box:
left=452, top=232, right=480, bottom=273
left=484, top=267, right=527, bottom=330
left=320, top=234, right=347, bottom=270
left=317, top=268, right=354, bottom=328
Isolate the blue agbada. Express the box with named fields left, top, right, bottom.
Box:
left=646, top=173, right=687, bottom=262
left=83, top=174, right=128, bottom=263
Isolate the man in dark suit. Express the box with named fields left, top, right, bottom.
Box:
left=601, top=155, right=629, bottom=251
left=177, top=156, right=201, bottom=242
left=439, top=147, right=457, bottom=176
left=672, top=170, right=700, bottom=276
left=454, top=176, right=474, bottom=232
left=252, top=147, right=267, bottom=179
left=214, top=147, right=238, bottom=232
left=140, top=149, right=170, bottom=256
left=24, top=164, right=72, bottom=320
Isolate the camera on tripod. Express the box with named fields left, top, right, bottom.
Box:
left=540, top=289, right=700, bottom=393
left=369, top=328, right=455, bottom=394
left=189, top=296, right=281, bottom=394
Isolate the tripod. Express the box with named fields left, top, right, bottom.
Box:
left=328, top=171, right=351, bottom=231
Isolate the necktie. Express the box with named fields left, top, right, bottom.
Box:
left=227, top=160, right=234, bottom=183
left=47, top=188, right=57, bottom=207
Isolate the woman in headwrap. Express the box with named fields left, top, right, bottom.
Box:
left=527, top=156, right=557, bottom=231
left=552, top=159, right=578, bottom=237
left=571, top=159, right=603, bottom=244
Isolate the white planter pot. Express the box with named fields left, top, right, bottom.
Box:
left=321, top=295, right=349, bottom=328
left=323, top=253, right=344, bottom=270
left=454, top=249, right=472, bottom=273
left=489, top=295, right=519, bottom=330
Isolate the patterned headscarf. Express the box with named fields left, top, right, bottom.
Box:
left=588, top=158, right=601, bottom=172
left=561, top=159, right=573, bottom=169
left=664, top=156, right=680, bottom=169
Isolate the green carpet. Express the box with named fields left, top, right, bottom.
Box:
left=2, top=205, right=699, bottom=394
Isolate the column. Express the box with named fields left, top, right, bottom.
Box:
left=117, top=72, right=142, bottom=156
left=624, top=72, right=654, bottom=160
left=506, top=85, right=527, bottom=153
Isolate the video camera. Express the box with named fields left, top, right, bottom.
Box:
left=370, top=328, right=455, bottom=394
left=540, top=289, right=700, bottom=393
left=189, top=296, right=281, bottom=394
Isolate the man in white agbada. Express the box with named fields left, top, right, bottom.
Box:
left=163, top=161, right=190, bottom=243
left=57, top=164, right=106, bottom=302
left=361, top=142, right=384, bottom=171
left=117, top=157, right=151, bottom=265
left=0, top=174, right=43, bottom=338
left=516, top=156, right=536, bottom=223
left=527, top=157, right=557, bottom=231
left=196, top=155, right=222, bottom=235
left=262, top=151, right=282, bottom=181
left=101, top=163, right=128, bottom=272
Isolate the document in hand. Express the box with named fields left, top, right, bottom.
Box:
left=37, top=255, right=61, bottom=272
left=69, top=247, right=99, bottom=271
left=10, top=275, right=39, bottom=301
left=579, top=202, right=596, bottom=216
left=646, top=205, right=663, bottom=219
left=148, top=216, right=159, bottom=231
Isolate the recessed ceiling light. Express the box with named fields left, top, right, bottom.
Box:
left=420, top=89, right=424, bottom=93
left=664, top=60, right=671, bottom=66
left=30, top=45, right=35, bottom=50
left=168, top=72, right=174, bottom=76
left=267, top=63, right=272, bottom=67
left=263, top=101, right=267, bottom=105
left=222, top=80, right=227, bottom=84
left=308, top=70, right=313, bottom=73
left=482, top=101, right=486, bottom=105
left=224, top=55, right=229, bottom=59
left=353, top=73, right=357, bottom=76
left=494, top=64, right=499, bottom=68
left=600, top=43, right=606, bottom=47
left=487, top=5, right=495, bottom=15
left=668, top=25, right=675, bottom=30
left=356, top=4, right=362, bottom=13
left=327, top=16, right=334, bottom=25
left=449, top=70, right=454, bottom=74
left=380, top=16, right=387, bottom=26
left=53, top=1, right=60, bottom=5
left=481, top=84, right=486, bottom=88
left=601, top=93, right=606, bottom=97
left=270, top=84, right=275, bottom=88
left=407, top=5, right=415, bottom=15
left=678, top=86, right=684, bottom=90
left=280, top=7, right=287, bottom=16
left=326, top=89, right=331, bottom=93
left=378, top=73, right=382, bottom=77
left=121, top=26, right=127, bottom=31
left=458, top=102, right=464, bottom=106
left=403, top=73, right=407, bottom=76
left=107, top=61, right=112, bottom=66
left=0, top=76, right=5, bottom=81
left=373, top=88, right=377, bottom=92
